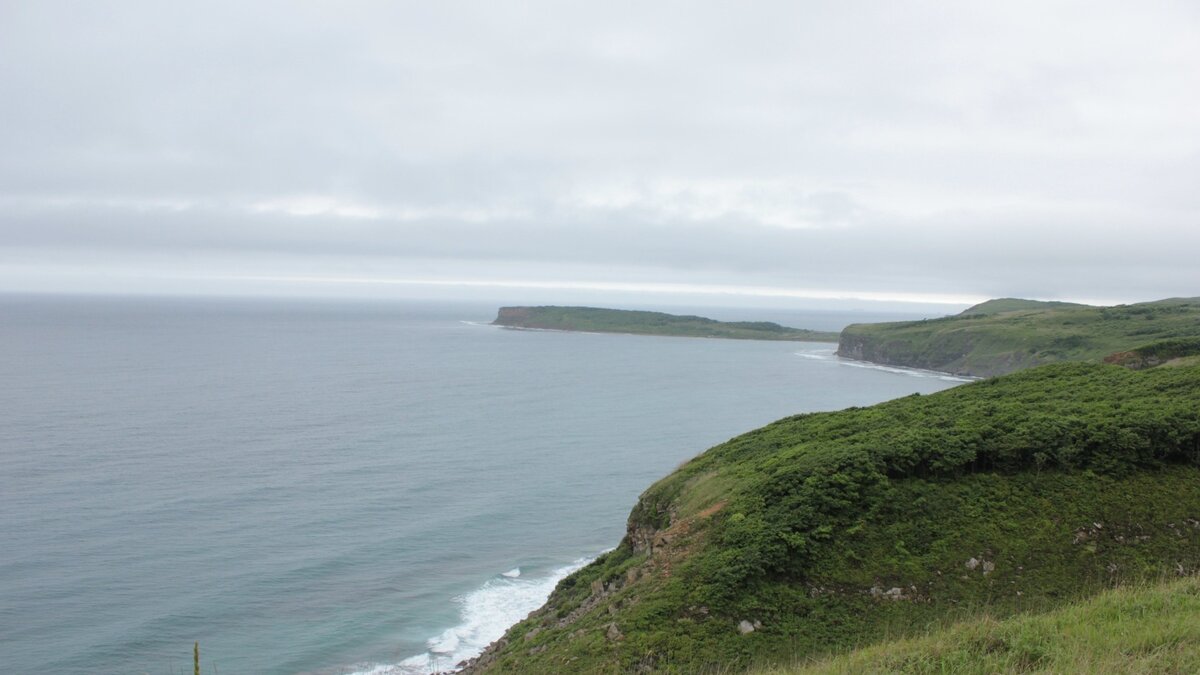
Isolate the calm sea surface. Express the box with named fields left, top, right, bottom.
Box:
left=0, top=295, right=965, bottom=674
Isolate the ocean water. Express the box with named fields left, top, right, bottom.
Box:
left=0, top=295, right=965, bottom=674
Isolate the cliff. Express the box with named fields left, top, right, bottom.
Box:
left=836, top=297, right=1200, bottom=378
left=463, top=362, right=1200, bottom=673
left=493, top=306, right=840, bottom=342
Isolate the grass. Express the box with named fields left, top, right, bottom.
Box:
left=768, top=576, right=1200, bottom=674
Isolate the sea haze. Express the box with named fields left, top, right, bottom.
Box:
left=0, top=295, right=961, bottom=674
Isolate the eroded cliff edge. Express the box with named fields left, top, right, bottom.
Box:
left=462, top=362, right=1200, bottom=673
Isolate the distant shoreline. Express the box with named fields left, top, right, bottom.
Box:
left=492, top=305, right=842, bottom=342
left=496, top=322, right=839, bottom=343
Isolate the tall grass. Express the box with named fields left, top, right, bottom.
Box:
left=763, top=576, right=1200, bottom=674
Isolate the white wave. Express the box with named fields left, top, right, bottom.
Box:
left=460, top=321, right=589, bottom=335
left=793, top=348, right=837, bottom=361
left=835, top=359, right=977, bottom=382
left=792, top=349, right=976, bottom=382
left=347, top=665, right=412, bottom=675
left=349, top=557, right=591, bottom=675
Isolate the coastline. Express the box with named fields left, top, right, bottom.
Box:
left=491, top=323, right=840, bottom=344
left=353, top=556, right=597, bottom=675
left=794, top=346, right=980, bottom=383
left=832, top=354, right=981, bottom=382
left=490, top=306, right=841, bottom=342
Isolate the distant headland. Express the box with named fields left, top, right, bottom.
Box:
left=492, top=306, right=840, bottom=342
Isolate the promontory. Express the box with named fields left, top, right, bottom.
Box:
left=493, top=306, right=840, bottom=342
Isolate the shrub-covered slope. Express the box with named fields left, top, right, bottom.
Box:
left=493, top=306, right=840, bottom=342
left=465, top=363, right=1200, bottom=673
left=836, top=297, right=1200, bottom=377
left=770, top=576, right=1200, bottom=675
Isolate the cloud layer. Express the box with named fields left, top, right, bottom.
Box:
left=2, top=1, right=1198, bottom=304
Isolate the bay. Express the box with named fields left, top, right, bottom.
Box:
left=0, top=295, right=961, bottom=674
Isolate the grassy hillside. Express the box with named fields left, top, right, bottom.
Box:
left=770, top=576, right=1200, bottom=674
left=493, top=306, right=840, bottom=342
left=837, top=297, right=1200, bottom=377
left=957, top=298, right=1088, bottom=317
left=464, top=363, right=1200, bottom=673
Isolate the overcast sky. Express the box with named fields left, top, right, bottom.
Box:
left=2, top=1, right=1198, bottom=309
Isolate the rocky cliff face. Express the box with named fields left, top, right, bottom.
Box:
left=459, top=496, right=675, bottom=674
left=833, top=331, right=879, bottom=362
left=836, top=326, right=1035, bottom=378
left=493, top=306, right=535, bottom=326
left=835, top=327, right=977, bottom=376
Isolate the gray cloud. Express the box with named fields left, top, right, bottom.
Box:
left=2, top=1, right=1198, bottom=305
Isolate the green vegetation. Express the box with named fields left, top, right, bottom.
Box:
left=1104, top=337, right=1200, bottom=370
left=493, top=306, right=840, bottom=342
left=768, top=576, right=1200, bottom=674
left=956, top=298, right=1087, bottom=317
left=472, top=295, right=1200, bottom=672
left=837, top=297, right=1200, bottom=377
left=466, top=363, right=1200, bottom=673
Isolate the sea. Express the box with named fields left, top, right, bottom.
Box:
left=0, top=294, right=968, bottom=674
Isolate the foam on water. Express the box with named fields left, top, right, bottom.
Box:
left=835, top=359, right=977, bottom=382
left=793, top=349, right=977, bottom=383
left=350, top=557, right=591, bottom=674
left=793, top=347, right=838, bottom=361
